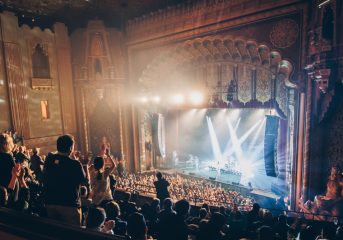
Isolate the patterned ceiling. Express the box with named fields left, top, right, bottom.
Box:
left=0, top=0, right=188, bottom=31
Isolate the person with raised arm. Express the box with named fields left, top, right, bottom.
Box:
left=89, top=154, right=116, bottom=207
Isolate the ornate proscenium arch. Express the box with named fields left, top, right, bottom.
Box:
left=139, top=36, right=295, bottom=117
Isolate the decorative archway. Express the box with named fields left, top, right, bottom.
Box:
left=138, top=35, right=296, bottom=117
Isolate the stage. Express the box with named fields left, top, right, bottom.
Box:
left=158, top=158, right=276, bottom=192
left=156, top=166, right=281, bottom=209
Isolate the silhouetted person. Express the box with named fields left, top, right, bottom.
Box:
left=274, top=214, right=290, bottom=240
left=120, top=192, right=138, bottom=220
left=257, top=225, right=275, bottom=240
left=198, top=212, right=226, bottom=240
left=247, top=203, right=262, bottom=230
left=30, top=148, right=44, bottom=182
left=154, top=172, right=170, bottom=206
left=157, top=198, right=176, bottom=240
left=43, top=135, right=88, bottom=226
left=188, top=208, right=207, bottom=225
left=105, top=201, right=127, bottom=236
left=173, top=199, right=190, bottom=240
left=127, top=212, right=148, bottom=240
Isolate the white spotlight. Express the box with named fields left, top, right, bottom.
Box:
left=140, top=97, right=148, bottom=103
left=172, top=94, right=185, bottom=104
left=190, top=91, right=204, bottom=105
left=152, top=96, right=160, bottom=103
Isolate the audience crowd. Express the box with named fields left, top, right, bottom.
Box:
left=0, top=131, right=342, bottom=240
left=115, top=172, right=253, bottom=210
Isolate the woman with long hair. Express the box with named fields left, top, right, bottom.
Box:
left=89, top=155, right=116, bottom=207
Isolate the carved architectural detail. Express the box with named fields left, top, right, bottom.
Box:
left=127, top=0, right=304, bottom=43
left=72, top=20, right=125, bottom=83
left=27, top=40, right=54, bottom=90
left=237, top=65, right=252, bottom=103
left=270, top=19, right=299, bottom=48
left=276, top=75, right=289, bottom=115
left=256, top=68, right=272, bottom=103
left=139, top=36, right=293, bottom=115
left=71, top=20, right=127, bottom=165
left=4, top=42, right=30, bottom=138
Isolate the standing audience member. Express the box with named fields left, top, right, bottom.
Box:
left=154, top=172, right=170, bottom=206
left=43, top=134, right=88, bottom=226
left=30, top=148, right=44, bottom=182
left=0, top=134, right=16, bottom=189
left=0, top=164, right=21, bottom=207
left=15, top=146, right=29, bottom=164
left=89, top=155, right=115, bottom=207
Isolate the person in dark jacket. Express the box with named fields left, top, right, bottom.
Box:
left=153, top=172, right=170, bottom=206
left=43, top=134, right=88, bottom=226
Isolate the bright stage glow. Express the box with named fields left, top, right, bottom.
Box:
left=172, top=94, right=185, bottom=104
left=189, top=91, right=204, bottom=105
left=166, top=108, right=271, bottom=190
left=139, top=96, right=148, bottom=103
left=152, top=96, right=160, bottom=103
left=238, top=161, right=255, bottom=178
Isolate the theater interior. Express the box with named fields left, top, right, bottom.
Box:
left=0, top=0, right=342, bottom=239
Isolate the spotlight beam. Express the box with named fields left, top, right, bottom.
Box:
left=223, top=118, right=263, bottom=157
left=206, top=116, right=223, bottom=169
left=247, top=118, right=266, bottom=152
left=226, top=117, right=244, bottom=161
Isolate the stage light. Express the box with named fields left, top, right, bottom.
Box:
left=152, top=96, right=160, bottom=103
left=189, top=91, right=203, bottom=105
left=172, top=94, right=185, bottom=104
left=139, top=96, right=148, bottom=103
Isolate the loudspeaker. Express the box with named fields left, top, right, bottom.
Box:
left=264, top=115, right=279, bottom=177
left=152, top=114, right=166, bottom=158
